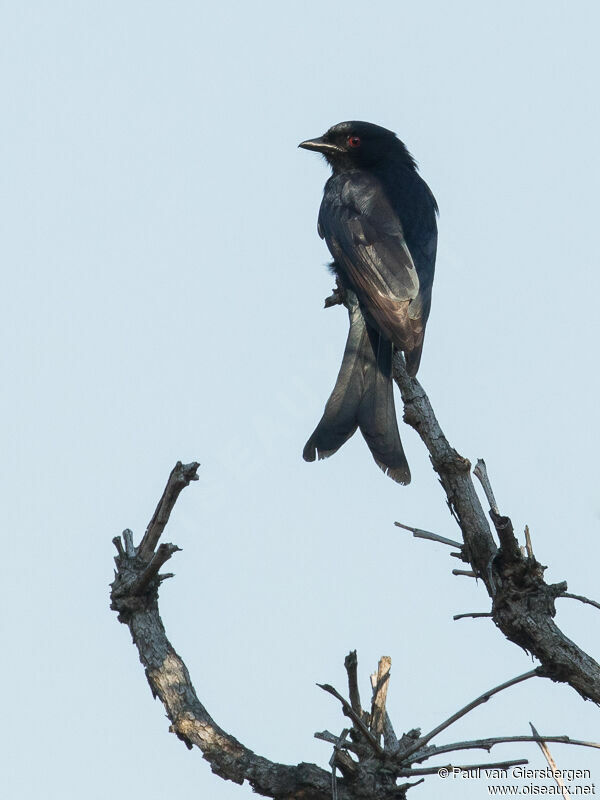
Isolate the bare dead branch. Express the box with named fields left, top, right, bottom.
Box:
left=393, top=357, right=600, bottom=703
left=490, top=509, right=522, bottom=565
left=393, top=361, right=497, bottom=574
left=560, top=593, right=600, bottom=612
left=396, top=778, right=425, bottom=792
left=138, top=461, right=199, bottom=561
left=382, top=714, right=399, bottom=754
left=130, top=542, right=181, bottom=595
left=315, top=730, right=361, bottom=756
left=112, top=535, right=125, bottom=558
left=394, top=521, right=462, bottom=549
left=407, top=734, right=600, bottom=764
left=525, top=525, right=534, bottom=559
left=370, top=666, right=398, bottom=752
left=530, top=723, right=571, bottom=798
left=329, top=728, right=356, bottom=791
left=344, top=650, right=363, bottom=717
left=315, top=730, right=341, bottom=744
left=111, top=463, right=339, bottom=800
left=396, top=758, right=528, bottom=777
left=123, top=528, right=136, bottom=557
left=452, top=569, right=477, bottom=577
left=317, top=684, right=384, bottom=756
left=370, top=657, right=391, bottom=744
left=133, top=609, right=334, bottom=798
left=400, top=670, right=539, bottom=760
left=331, top=748, right=358, bottom=784
left=111, top=381, right=600, bottom=800
left=473, top=459, right=499, bottom=515
left=453, top=612, right=493, bottom=621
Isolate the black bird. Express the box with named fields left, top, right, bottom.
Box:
left=299, top=121, right=438, bottom=484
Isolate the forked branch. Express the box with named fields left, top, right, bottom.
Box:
left=111, top=463, right=337, bottom=800
left=401, top=670, right=539, bottom=760
left=393, top=357, right=600, bottom=702
left=110, top=469, right=598, bottom=800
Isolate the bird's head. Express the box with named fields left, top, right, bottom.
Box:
left=299, top=121, right=415, bottom=172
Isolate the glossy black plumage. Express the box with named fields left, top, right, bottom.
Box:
left=300, top=121, right=438, bottom=483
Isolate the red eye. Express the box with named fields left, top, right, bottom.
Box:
left=348, top=135, right=361, bottom=148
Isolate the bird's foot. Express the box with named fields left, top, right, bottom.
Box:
left=324, top=280, right=347, bottom=309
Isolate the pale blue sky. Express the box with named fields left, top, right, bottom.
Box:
left=3, top=2, right=600, bottom=798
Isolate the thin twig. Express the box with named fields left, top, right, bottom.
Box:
left=317, top=683, right=384, bottom=756
left=530, top=723, right=571, bottom=799
left=407, top=734, right=600, bottom=764
left=396, top=778, right=425, bottom=792
left=473, top=459, right=499, bottom=514
left=314, top=730, right=361, bottom=755
left=344, top=650, right=363, bottom=716
left=400, top=670, right=539, bottom=760
left=524, top=525, right=534, bottom=559
left=560, top=593, right=600, bottom=612
left=394, top=521, right=462, bottom=549
left=397, top=758, right=528, bottom=777
left=453, top=612, right=493, bottom=621
left=138, top=461, right=200, bottom=562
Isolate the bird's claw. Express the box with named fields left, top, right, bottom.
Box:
left=324, top=280, right=347, bottom=309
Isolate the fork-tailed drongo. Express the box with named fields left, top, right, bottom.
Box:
left=299, top=121, right=438, bottom=484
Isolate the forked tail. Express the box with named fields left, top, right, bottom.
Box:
left=303, top=291, right=411, bottom=484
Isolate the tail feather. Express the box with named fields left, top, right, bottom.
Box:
left=404, top=343, right=423, bottom=378
left=357, top=325, right=411, bottom=484
left=302, top=300, right=363, bottom=461
left=303, top=292, right=410, bottom=484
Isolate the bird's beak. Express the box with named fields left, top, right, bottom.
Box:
left=298, top=136, right=343, bottom=155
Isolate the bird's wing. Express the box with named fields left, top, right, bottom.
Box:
left=319, top=173, right=422, bottom=353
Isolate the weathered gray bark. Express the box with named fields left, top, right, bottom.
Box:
left=109, top=362, right=600, bottom=798
left=393, top=357, right=600, bottom=703
left=112, top=463, right=454, bottom=800
left=110, top=447, right=600, bottom=799
left=111, top=463, right=340, bottom=800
